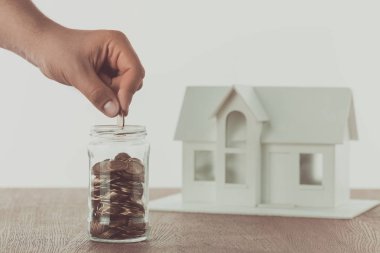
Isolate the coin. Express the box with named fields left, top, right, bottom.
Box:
left=126, top=158, right=144, bottom=175
left=117, top=112, right=125, bottom=128
left=99, top=228, right=121, bottom=239
left=90, top=221, right=108, bottom=235
left=109, top=160, right=128, bottom=172
left=92, top=160, right=111, bottom=175
left=115, top=152, right=131, bottom=162
left=114, top=170, right=145, bottom=183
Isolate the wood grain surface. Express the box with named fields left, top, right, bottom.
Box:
left=0, top=188, right=379, bottom=253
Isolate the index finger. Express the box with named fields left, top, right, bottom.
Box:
left=116, top=69, right=144, bottom=115
left=107, top=32, right=145, bottom=115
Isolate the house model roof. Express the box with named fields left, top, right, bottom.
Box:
left=175, top=86, right=358, bottom=144
left=211, top=85, right=269, bottom=122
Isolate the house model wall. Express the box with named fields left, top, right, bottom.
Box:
left=175, top=85, right=357, bottom=208
left=150, top=85, right=378, bottom=219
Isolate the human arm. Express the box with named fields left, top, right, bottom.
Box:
left=0, top=0, right=144, bottom=117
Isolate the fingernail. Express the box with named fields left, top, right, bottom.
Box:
left=103, top=101, right=118, bottom=117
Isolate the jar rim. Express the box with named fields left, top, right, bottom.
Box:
left=90, top=125, right=146, bottom=138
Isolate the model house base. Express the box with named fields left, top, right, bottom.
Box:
left=150, top=193, right=379, bottom=219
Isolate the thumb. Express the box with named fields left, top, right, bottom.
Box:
left=74, top=70, right=120, bottom=117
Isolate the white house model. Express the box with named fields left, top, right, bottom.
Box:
left=150, top=85, right=379, bottom=219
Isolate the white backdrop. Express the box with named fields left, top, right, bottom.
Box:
left=0, top=0, right=379, bottom=188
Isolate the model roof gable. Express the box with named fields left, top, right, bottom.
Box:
left=174, top=86, right=358, bottom=144
left=211, top=85, right=269, bottom=122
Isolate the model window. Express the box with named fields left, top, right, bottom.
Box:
left=194, top=151, right=214, bottom=181
left=300, top=153, right=323, bottom=185
left=226, top=111, right=246, bottom=148
left=225, top=153, right=246, bottom=184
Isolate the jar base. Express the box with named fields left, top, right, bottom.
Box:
left=90, top=235, right=147, bottom=243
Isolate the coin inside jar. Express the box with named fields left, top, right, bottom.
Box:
left=90, top=152, right=146, bottom=240
left=126, top=158, right=144, bottom=175
left=115, top=152, right=131, bottom=162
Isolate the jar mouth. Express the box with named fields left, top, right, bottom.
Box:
left=90, top=125, right=146, bottom=138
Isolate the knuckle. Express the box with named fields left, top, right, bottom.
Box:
left=136, top=82, right=143, bottom=91
left=140, top=66, right=146, bottom=79
left=108, top=30, right=127, bottom=41
left=134, top=65, right=145, bottom=80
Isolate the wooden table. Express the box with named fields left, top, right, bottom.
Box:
left=0, top=188, right=379, bottom=253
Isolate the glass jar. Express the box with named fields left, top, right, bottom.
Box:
left=87, top=125, right=150, bottom=243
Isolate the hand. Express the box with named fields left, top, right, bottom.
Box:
left=0, top=0, right=144, bottom=117
left=36, top=28, right=145, bottom=117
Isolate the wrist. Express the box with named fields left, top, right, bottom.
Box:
left=23, top=20, right=66, bottom=67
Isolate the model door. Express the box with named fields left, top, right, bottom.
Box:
left=268, top=153, right=296, bottom=205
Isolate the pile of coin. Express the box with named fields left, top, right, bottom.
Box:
left=90, top=152, right=146, bottom=240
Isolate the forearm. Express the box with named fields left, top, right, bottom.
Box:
left=0, top=0, right=62, bottom=66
